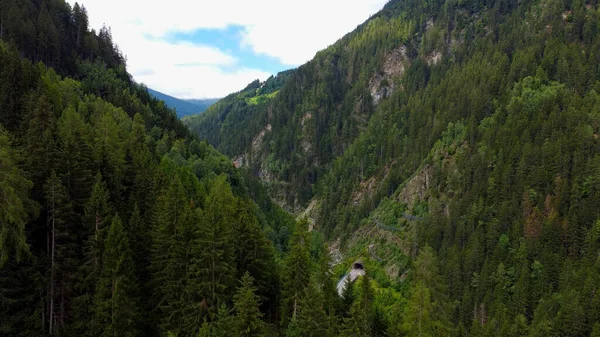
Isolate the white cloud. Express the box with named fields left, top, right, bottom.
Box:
left=138, top=64, right=271, bottom=99
left=67, top=0, right=388, bottom=98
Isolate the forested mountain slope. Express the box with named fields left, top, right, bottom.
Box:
left=0, top=1, right=295, bottom=336
left=185, top=69, right=293, bottom=158
left=147, top=87, right=218, bottom=117
left=189, top=0, right=600, bottom=335
left=4, top=0, right=600, bottom=335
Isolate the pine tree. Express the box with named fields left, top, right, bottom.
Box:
left=358, top=273, right=374, bottom=333
left=232, top=272, right=266, bottom=337
left=128, top=114, right=155, bottom=218
left=339, top=302, right=371, bottom=337
left=92, top=216, right=140, bottom=337
left=316, top=244, right=339, bottom=316
left=508, top=314, right=529, bottom=337
left=192, top=175, right=236, bottom=309
left=57, top=106, right=93, bottom=212
left=178, top=205, right=206, bottom=336
left=281, top=218, right=312, bottom=326
left=149, top=172, right=186, bottom=288
left=22, top=93, right=56, bottom=197
left=401, top=282, right=433, bottom=337
left=285, top=282, right=329, bottom=337
left=339, top=277, right=356, bottom=319
left=316, top=245, right=340, bottom=336
left=212, top=304, right=235, bottom=337
left=232, top=198, right=277, bottom=308
left=0, top=128, right=36, bottom=267
left=44, top=171, right=77, bottom=335
left=35, top=2, right=59, bottom=65
left=411, top=246, right=452, bottom=335
left=127, top=203, right=150, bottom=283
left=82, top=173, right=113, bottom=275
left=93, top=110, right=126, bottom=210
left=71, top=173, right=113, bottom=336
left=150, top=174, right=192, bottom=333
left=72, top=3, right=88, bottom=51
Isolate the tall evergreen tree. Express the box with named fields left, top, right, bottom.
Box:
left=193, top=175, right=236, bottom=309
left=285, top=282, right=330, bottom=337
left=57, top=106, right=93, bottom=212
left=316, top=245, right=340, bottom=335
left=232, top=272, right=267, bottom=337
left=71, top=173, right=113, bottom=336
left=280, top=218, right=312, bottom=326
left=232, top=198, right=278, bottom=308
left=22, top=93, right=56, bottom=196
left=0, top=128, right=36, bottom=267
left=358, top=273, right=374, bottom=333
left=44, top=170, right=76, bottom=335
left=339, top=302, right=372, bottom=337
left=401, top=282, right=434, bottom=337
left=92, top=216, right=140, bottom=337
left=149, top=174, right=190, bottom=333
left=128, top=113, right=155, bottom=218
left=82, top=173, right=113, bottom=275
left=127, top=204, right=150, bottom=283
left=211, top=304, right=236, bottom=337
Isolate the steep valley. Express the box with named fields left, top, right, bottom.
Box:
left=3, top=0, right=600, bottom=335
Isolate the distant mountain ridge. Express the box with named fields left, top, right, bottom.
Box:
left=186, top=98, right=221, bottom=108
left=146, top=87, right=219, bottom=117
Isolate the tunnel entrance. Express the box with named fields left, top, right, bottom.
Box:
left=352, top=262, right=364, bottom=270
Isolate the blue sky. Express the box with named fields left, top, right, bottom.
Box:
left=67, top=0, right=388, bottom=99
left=164, top=26, right=288, bottom=75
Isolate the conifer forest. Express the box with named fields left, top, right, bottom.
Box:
left=3, top=0, right=600, bottom=336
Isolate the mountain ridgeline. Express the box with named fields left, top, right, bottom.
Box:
left=147, top=87, right=219, bottom=117
left=185, top=69, right=294, bottom=156
left=187, top=0, right=600, bottom=335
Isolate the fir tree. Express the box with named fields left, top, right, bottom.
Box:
left=44, top=170, right=77, bottom=335
left=56, top=106, right=93, bottom=212
left=316, top=244, right=339, bottom=316
left=401, top=282, right=433, bottom=337
left=339, top=302, right=371, bottom=337
left=82, top=173, right=113, bottom=275
left=339, top=275, right=357, bottom=319
left=150, top=174, right=194, bottom=333
left=92, top=215, right=140, bottom=337
left=286, top=282, right=330, bottom=337
left=280, top=218, right=312, bottom=326
left=193, top=175, right=236, bottom=309
left=0, top=128, right=36, bottom=267
left=211, top=304, right=236, bottom=337
left=232, top=198, right=278, bottom=308
left=71, top=173, right=113, bottom=336
left=232, top=272, right=266, bottom=337
left=358, top=273, right=374, bottom=333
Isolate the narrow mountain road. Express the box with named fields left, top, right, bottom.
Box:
left=336, top=262, right=366, bottom=296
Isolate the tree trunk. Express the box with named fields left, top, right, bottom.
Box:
left=76, top=25, right=81, bottom=48
left=95, top=211, right=100, bottom=269
left=60, top=286, right=65, bottom=330
left=49, top=184, right=55, bottom=335
left=293, top=299, right=297, bottom=318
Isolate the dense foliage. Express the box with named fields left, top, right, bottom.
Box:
left=5, top=0, right=600, bottom=336
left=0, top=1, right=302, bottom=336
left=184, top=70, right=293, bottom=160
left=189, top=0, right=600, bottom=335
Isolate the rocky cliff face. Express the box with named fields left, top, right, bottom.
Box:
left=369, top=45, right=409, bottom=105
